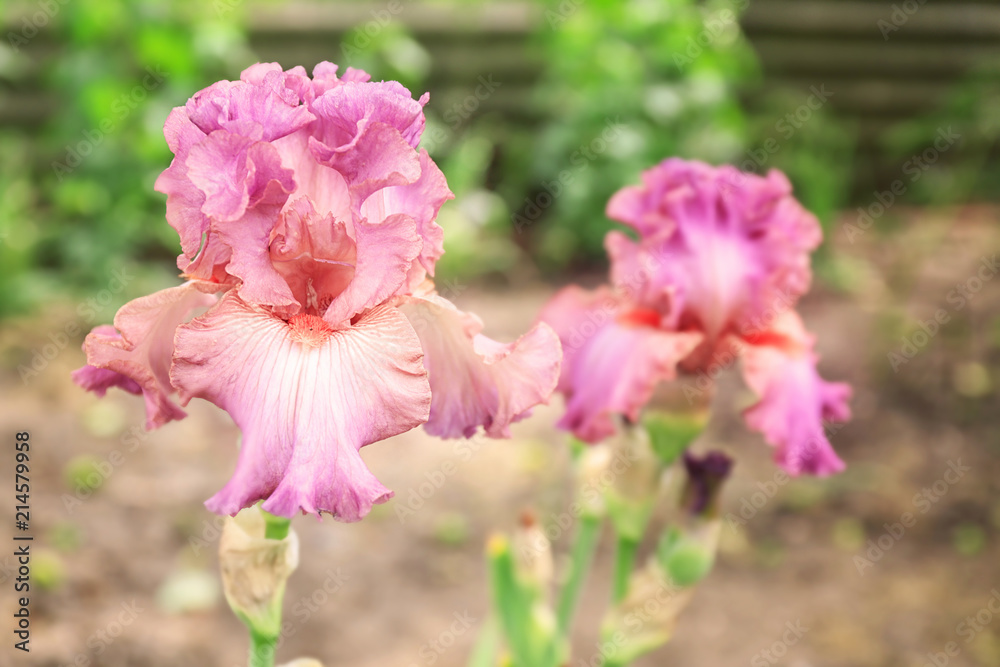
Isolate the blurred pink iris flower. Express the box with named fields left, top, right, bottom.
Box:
left=540, top=158, right=851, bottom=475
left=73, top=62, right=561, bottom=520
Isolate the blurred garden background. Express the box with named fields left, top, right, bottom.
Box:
left=2, top=0, right=1000, bottom=665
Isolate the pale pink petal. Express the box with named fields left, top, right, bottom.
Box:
left=185, top=135, right=298, bottom=306
left=322, top=214, right=422, bottom=327
left=78, top=283, right=218, bottom=430
left=360, top=150, right=454, bottom=286
left=398, top=294, right=561, bottom=439
left=739, top=312, right=851, bottom=475
left=155, top=108, right=210, bottom=261
left=270, top=198, right=356, bottom=313
left=170, top=292, right=431, bottom=520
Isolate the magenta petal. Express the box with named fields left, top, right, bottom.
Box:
left=538, top=285, right=622, bottom=395
left=604, top=158, right=822, bottom=339
left=399, top=295, right=561, bottom=439
left=540, top=286, right=701, bottom=442
left=170, top=292, right=432, bottom=520
left=740, top=312, right=851, bottom=476
left=78, top=283, right=218, bottom=430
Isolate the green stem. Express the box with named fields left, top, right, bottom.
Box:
left=467, top=615, right=500, bottom=667
left=249, top=629, right=278, bottom=667
left=263, top=510, right=292, bottom=540
left=556, top=514, right=602, bottom=638
left=612, top=537, right=639, bottom=603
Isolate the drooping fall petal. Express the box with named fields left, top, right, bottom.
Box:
left=170, top=292, right=432, bottom=520
left=739, top=312, right=851, bottom=475
left=75, top=283, right=217, bottom=429
left=399, top=294, right=561, bottom=439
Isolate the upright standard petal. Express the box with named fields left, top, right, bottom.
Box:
left=359, top=150, right=454, bottom=288
left=77, top=283, right=217, bottom=430
left=739, top=312, right=851, bottom=475
left=398, top=294, right=561, bottom=439
left=170, top=292, right=432, bottom=520
left=322, top=213, right=422, bottom=327
left=605, top=158, right=822, bottom=340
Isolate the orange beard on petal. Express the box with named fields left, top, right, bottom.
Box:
left=287, top=313, right=336, bottom=346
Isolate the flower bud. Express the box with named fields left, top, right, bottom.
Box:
left=604, top=422, right=662, bottom=540
left=679, top=450, right=733, bottom=519
left=643, top=408, right=710, bottom=465
left=219, top=506, right=299, bottom=639
left=512, top=511, right=554, bottom=593
left=575, top=442, right=614, bottom=518
left=600, top=560, right=696, bottom=664
left=656, top=521, right=721, bottom=587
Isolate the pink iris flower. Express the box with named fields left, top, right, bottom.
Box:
left=73, top=62, right=561, bottom=521
left=540, top=158, right=851, bottom=475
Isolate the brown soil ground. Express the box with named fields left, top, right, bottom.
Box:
left=1, top=205, right=999, bottom=667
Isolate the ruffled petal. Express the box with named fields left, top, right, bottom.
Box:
left=605, top=158, right=822, bottom=340
left=185, top=134, right=298, bottom=306
left=322, top=213, right=422, bottom=327
left=398, top=294, right=561, bottom=439
left=540, top=286, right=702, bottom=443
left=739, top=312, right=851, bottom=475
left=184, top=65, right=313, bottom=142
left=359, top=149, right=453, bottom=287
left=155, top=108, right=211, bottom=261
left=308, top=81, right=426, bottom=202
left=170, top=292, right=432, bottom=520
left=269, top=198, right=356, bottom=313
left=71, top=327, right=143, bottom=397
left=76, top=283, right=218, bottom=430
